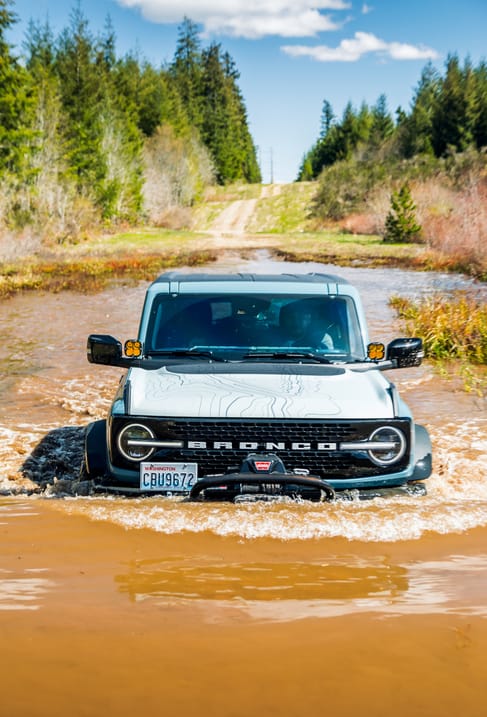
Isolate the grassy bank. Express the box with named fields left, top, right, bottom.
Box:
left=0, top=248, right=217, bottom=298
left=391, top=293, right=487, bottom=395
left=2, top=223, right=485, bottom=299
left=271, top=233, right=444, bottom=271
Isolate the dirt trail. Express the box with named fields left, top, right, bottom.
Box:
left=204, top=183, right=282, bottom=247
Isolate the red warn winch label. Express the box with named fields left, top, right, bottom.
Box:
left=253, top=461, right=272, bottom=471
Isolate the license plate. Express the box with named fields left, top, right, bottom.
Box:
left=140, top=462, right=198, bottom=492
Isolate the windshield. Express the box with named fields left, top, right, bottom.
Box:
left=145, top=293, right=365, bottom=360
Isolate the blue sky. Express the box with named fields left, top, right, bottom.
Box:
left=7, top=0, right=487, bottom=182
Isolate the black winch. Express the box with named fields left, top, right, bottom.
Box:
left=188, top=453, right=336, bottom=503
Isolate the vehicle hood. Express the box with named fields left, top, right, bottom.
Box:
left=125, top=363, right=394, bottom=419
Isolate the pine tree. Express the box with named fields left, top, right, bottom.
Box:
left=0, top=0, right=35, bottom=179
left=369, top=94, right=394, bottom=148
left=55, top=6, right=105, bottom=190
left=384, top=183, right=422, bottom=243
left=199, top=42, right=260, bottom=184
left=473, top=61, right=487, bottom=149
left=320, top=100, right=335, bottom=139
left=432, top=54, right=476, bottom=155
left=169, top=17, right=203, bottom=129
left=221, top=50, right=260, bottom=183
left=54, top=6, right=143, bottom=219
left=398, top=62, right=439, bottom=157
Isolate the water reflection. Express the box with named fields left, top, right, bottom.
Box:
left=0, top=569, right=54, bottom=611
left=114, top=553, right=487, bottom=622
left=116, top=557, right=409, bottom=603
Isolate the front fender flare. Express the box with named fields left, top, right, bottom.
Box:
left=411, top=424, right=432, bottom=481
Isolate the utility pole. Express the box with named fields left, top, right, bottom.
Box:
left=269, top=147, right=274, bottom=184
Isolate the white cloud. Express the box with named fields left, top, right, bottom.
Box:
left=116, top=0, right=350, bottom=38
left=282, top=31, right=439, bottom=62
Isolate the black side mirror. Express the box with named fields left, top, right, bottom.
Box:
left=87, top=334, right=123, bottom=365
left=387, top=338, right=424, bottom=368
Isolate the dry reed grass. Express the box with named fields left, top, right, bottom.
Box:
left=391, top=293, right=487, bottom=364
left=0, top=250, right=217, bottom=299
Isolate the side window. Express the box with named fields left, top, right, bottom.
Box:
left=148, top=297, right=213, bottom=349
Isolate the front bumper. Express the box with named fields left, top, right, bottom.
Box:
left=97, top=416, right=432, bottom=500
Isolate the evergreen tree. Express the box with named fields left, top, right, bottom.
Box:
left=301, top=99, right=339, bottom=177
left=298, top=154, right=314, bottom=181
left=24, top=16, right=56, bottom=70
left=432, top=54, right=475, bottom=155
left=97, top=15, right=116, bottom=73
left=169, top=17, right=203, bottom=129
left=473, top=62, right=487, bottom=149
left=221, top=50, right=260, bottom=183
left=369, top=94, right=394, bottom=148
left=0, top=0, right=35, bottom=179
left=0, top=7, right=263, bottom=232
left=333, top=102, right=363, bottom=160
left=199, top=43, right=260, bottom=183
left=384, top=183, right=422, bottom=243
left=54, top=6, right=143, bottom=219
left=320, top=99, right=334, bottom=139
left=55, top=5, right=105, bottom=190
left=398, top=62, right=439, bottom=157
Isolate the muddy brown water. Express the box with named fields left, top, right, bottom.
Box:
left=1, top=251, right=487, bottom=717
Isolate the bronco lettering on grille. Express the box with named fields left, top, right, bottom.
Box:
left=187, top=441, right=338, bottom=451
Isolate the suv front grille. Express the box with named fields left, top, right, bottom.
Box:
left=110, top=417, right=412, bottom=480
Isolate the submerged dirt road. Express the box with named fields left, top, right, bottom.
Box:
left=1, top=250, right=487, bottom=717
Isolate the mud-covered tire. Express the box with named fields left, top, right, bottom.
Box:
left=82, top=419, right=108, bottom=479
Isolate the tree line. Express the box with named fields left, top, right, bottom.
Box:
left=0, top=2, right=260, bottom=239
left=299, top=55, right=487, bottom=180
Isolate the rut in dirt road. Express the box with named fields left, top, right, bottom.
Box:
left=206, top=184, right=282, bottom=240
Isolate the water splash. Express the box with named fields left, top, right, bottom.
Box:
left=58, top=433, right=487, bottom=542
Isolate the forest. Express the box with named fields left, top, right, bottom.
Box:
left=299, top=56, right=487, bottom=181
left=0, top=1, right=260, bottom=240
left=0, top=0, right=486, bottom=263
left=298, top=55, right=487, bottom=278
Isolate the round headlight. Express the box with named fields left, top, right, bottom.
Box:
left=367, top=426, right=406, bottom=466
left=118, top=423, right=155, bottom=461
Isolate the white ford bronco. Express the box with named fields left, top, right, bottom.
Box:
left=84, top=272, right=432, bottom=501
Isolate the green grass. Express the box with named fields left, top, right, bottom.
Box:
left=247, top=183, right=317, bottom=233
left=204, top=183, right=264, bottom=202
left=57, top=228, right=208, bottom=256
left=270, top=231, right=435, bottom=269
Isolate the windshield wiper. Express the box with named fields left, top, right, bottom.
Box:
left=242, top=351, right=332, bottom=364
left=148, top=349, right=227, bottom=362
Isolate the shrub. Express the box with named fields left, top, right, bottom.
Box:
left=421, top=179, right=487, bottom=279
left=311, top=159, right=388, bottom=221
left=390, top=293, right=487, bottom=364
